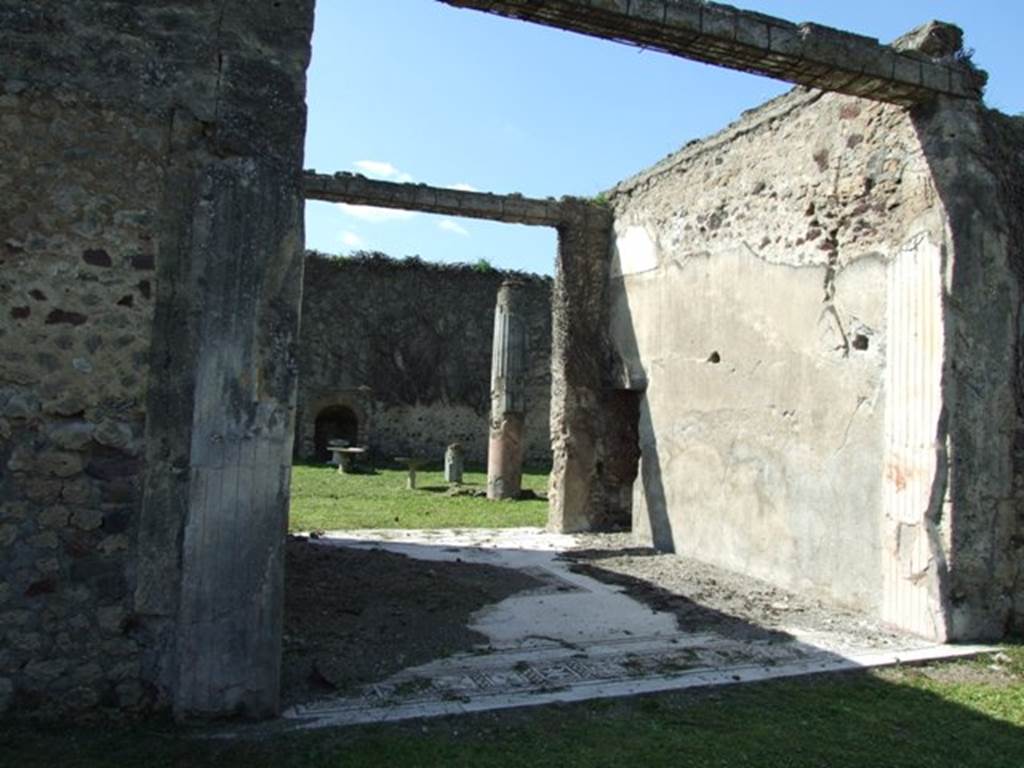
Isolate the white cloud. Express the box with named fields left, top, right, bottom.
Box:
left=353, top=160, right=414, bottom=183
left=438, top=219, right=470, bottom=237
left=450, top=182, right=478, bottom=192
left=337, top=203, right=418, bottom=223
left=338, top=230, right=364, bottom=248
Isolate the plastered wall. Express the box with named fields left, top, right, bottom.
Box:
left=609, top=88, right=1024, bottom=639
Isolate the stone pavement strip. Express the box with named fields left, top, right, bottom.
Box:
left=282, top=528, right=994, bottom=730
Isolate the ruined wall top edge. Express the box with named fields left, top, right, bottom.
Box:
left=609, top=82, right=1013, bottom=202
left=305, top=250, right=554, bottom=284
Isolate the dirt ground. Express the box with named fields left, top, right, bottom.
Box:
left=283, top=530, right=945, bottom=709
left=282, top=536, right=542, bottom=707
left=566, top=532, right=916, bottom=649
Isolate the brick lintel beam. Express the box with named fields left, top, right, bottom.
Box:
left=439, top=0, right=985, bottom=106
left=304, top=172, right=567, bottom=227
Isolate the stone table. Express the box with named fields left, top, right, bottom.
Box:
left=329, top=446, right=367, bottom=474
left=394, top=457, right=428, bottom=489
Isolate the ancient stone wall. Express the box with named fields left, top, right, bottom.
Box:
left=547, top=201, right=624, bottom=532
left=916, top=105, right=1024, bottom=638
left=296, top=253, right=553, bottom=467
left=0, top=81, right=158, bottom=715
left=0, top=0, right=314, bottom=717
left=984, top=111, right=1024, bottom=637
left=608, top=86, right=1024, bottom=640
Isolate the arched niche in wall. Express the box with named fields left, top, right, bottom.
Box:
left=313, top=404, right=361, bottom=461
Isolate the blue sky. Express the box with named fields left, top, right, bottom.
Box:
left=304, top=1, right=1023, bottom=275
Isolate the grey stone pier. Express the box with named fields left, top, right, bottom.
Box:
left=487, top=281, right=529, bottom=500
left=445, top=443, right=465, bottom=484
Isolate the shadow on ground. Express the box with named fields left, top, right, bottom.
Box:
left=283, top=537, right=543, bottom=707
left=566, top=550, right=789, bottom=642
left=3, top=649, right=1022, bottom=768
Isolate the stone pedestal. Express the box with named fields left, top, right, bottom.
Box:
left=445, top=443, right=464, bottom=484
left=487, top=281, right=527, bottom=500
left=396, top=457, right=426, bottom=489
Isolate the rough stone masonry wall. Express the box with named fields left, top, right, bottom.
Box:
left=916, top=104, right=1024, bottom=638
left=296, top=254, right=553, bottom=467
left=0, top=73, right=158, bottom=715
left=0, top=1, right=314, bottom=717
left=548, top=200, right=623, bottom=532
left=609, top=86, right=1024, bottom=640
left=991, top=109, right=1024, bottom=638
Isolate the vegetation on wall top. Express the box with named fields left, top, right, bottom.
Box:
left=305, top=249, right=552, bottom=283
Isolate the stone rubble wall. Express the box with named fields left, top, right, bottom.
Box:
left=0, top=94, right=157, bottom=714
left=608, top=86, right=1024, bottom=640
left=0, top=1, right=182, bottom=716
left=0, top=0, right=314, bottom=717
left=920, top=105, right=1024, bottom=639
left=2, top=0, right=1019, bottom=725
left=296, top=254, right=553, bottom=467
left=547, top=201, right=624, bottom=532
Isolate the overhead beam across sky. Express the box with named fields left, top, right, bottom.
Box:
left=304, top=171, right=568, bottom=227
left=439, top=0, right=985, bottom=106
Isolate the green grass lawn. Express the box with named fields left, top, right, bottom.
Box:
left=4, top=647, right=1022, bottom=768
left=288, top=462, right=550, bottom=532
